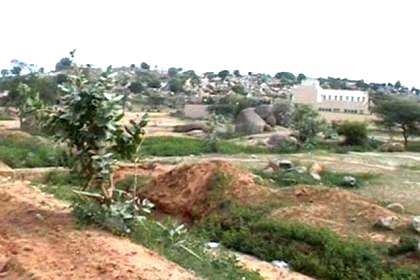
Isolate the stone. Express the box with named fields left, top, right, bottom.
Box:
left=235, top=108, right=268, bottom=135
left=310, top=172, right=321, bottom=181
left=310, top=163, right=323, bottom=174
left=375, top=216, right=398, bottom=230
left=380, top=142, right=405, bottom=152
left=266, top=132, right=297, bottom=148
left=173, top=123, right=209, bottom=133
left=412, top=216, right=420, bottom=233
left=342, top=176, right=357, bottom=187
left=271, top=260, right=289, bottom=269
left=295, top=166, right=308, bottom=174
left=272, top=102, right=291, bottom=127
left=278, top=160, right=294, bottom=170
left=255, top=105, right=277, bottom=127
left=386, top=203, right=405, bottom=214
left=206, top=242, right=220, bottom=249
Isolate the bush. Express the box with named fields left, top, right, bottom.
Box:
left=337, top=121, right=368, bottom=146
left=290, top=105, right=327, bottom=143
left=128, top=81, right=144, bottom=93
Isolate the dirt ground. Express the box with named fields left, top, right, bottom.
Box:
left=139, top=160, right=413, bottom=244
left=0, top=181, right=196, bottom=280
left=145, top=151, right=420, bottom=215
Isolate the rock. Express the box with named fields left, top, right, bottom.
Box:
left=271, top=260, right=289, bottom=269
left=206, top=242, right=220, bottom=249
left=295, top=166, right=307, bottom=174
left=386, top=203, right=405, bottom=214
left=266, top=133, right=297, bottom=148
left=278, top=160, right=294, bottom=170
left=380, top=142, right=405, bottom=152
left=375, top=216, right=398, bottom=230
left=173, top=123, right=209, bottom=133
left=235, top=108, right=268, bottom=135
left=272, top=102, right=291, bottom=127
left=35, top=213, right=44, bottom=221
left=310, top=172, right=321, bottom=181
left=310, top=163, right=323, bottom=174
left=412, top=216, right=420, bottom=233
left=255, top=105, right=276, bottom=126
left=342, top=176, right=357, bottom=187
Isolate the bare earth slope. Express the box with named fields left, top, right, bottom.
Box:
left=0, top=181, right=196, bottom=280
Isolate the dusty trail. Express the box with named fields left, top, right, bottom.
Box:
left=0, top=181, right=196, bottom=280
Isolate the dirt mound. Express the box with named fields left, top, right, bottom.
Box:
left=0, top=181, right=195, bottom=279
left=271, top=186, right=410, bottom=243
left=140, top=160, right=276, bottom=221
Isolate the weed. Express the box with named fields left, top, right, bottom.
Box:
left=0, top=135, right=70, bottom=168
left=196, top=204, right=420, bottom=280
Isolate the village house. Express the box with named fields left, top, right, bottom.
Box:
left=291, top=79, right=369, bottom=115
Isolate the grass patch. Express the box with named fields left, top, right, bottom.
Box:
left=254, top=169, right=378, bottom=188
left=195, top=204, right=420, bottom=280
left=0, top=111, right=15, bottom=120
left=141, top=136, right=270, bottom=156
left=400, top=164, right=420, bottom=171
left=0, top=134, right=70, bottom=168
left=406, top=141, right=420, bottom=152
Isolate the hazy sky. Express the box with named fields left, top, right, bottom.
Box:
left=1, top=0, right=419, bottom=86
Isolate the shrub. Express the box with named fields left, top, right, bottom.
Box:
left=128, top=81, right=144, bottom=93
left=337, top=121, right=368, bottom=146
left=147, top=79, right=161, bottom=89
left=290, top=105, right=327, bottom=143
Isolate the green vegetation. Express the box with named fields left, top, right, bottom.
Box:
left=373, top=96, right=420, bottom=147
left=254, top=169, right=378, bottom=188
left=0, top=135, right=69, bottom=168
left=196, top=204, right=420, bottom=280
left=44, top=54, right=147, bottom=201
left=141, top=136, right=269, bottom=156
left=0, top=111, right=14, bottom=120
left=337, top=121, right=368, bottom=146
left=290, top=105, right=328, bottom=143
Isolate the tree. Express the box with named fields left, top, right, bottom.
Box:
left=373, top=96, right=420, bottom=147
left=168, top=67, right=182, bottom=77
left=168, top=77, right=184, bottom=93
left=140, top=62, right=150, bottom=70
left=128, top=81, right=144, bottom=93
left=233, top=70, right=241, bottom=77
left=337, top=121, right=368, bottom=146
left=15, top=83, right=43, bottom=128
left=275, top=72, right=296, bottom=81
left=45, top=61, right=148, bottom=202
left=290, top=105, right=327, bottom=143
left=55, top=57, right=72, bottom=71
left=217, top=70, right=230, bottom=80
left=297, top=73, right=306, bottom=83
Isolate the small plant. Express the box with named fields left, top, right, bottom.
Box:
left=44, top=52, right=148, bottom=202
left=290, top=105, right=327, bottom=143
left=337, top=121, right=368, bottom=146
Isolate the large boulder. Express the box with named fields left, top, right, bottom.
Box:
left=380, top=142, right=405, bottom=152
left=235, top=108, right=268, bottom=135
left=255, top=105, right=276, bottom=127
left=173, top=123, right=209, bottom=133
left=266, top=132, right=298, bottom=148
left=273, top=102, right=292, bottom=127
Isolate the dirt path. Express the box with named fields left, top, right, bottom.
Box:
left=0, top=181, right=196, bottom=280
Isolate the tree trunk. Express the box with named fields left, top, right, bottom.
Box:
left=402, top=126, right=409, bottom=147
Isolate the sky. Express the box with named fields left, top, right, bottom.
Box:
left=1, top=0, right=419, bottom=87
